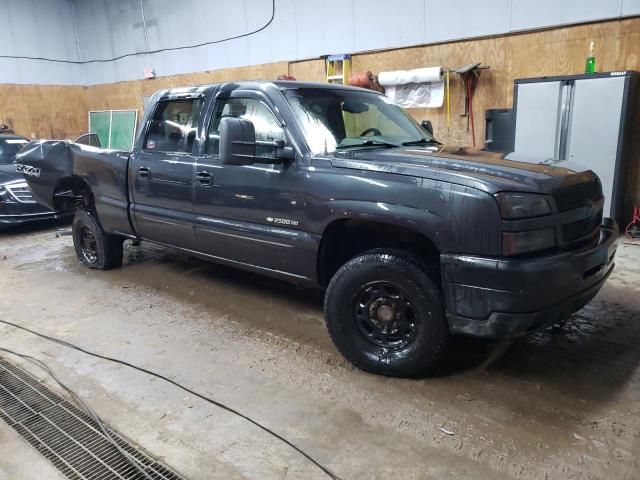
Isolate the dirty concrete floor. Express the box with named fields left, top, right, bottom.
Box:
left=0, top=225, right=638, bottom=480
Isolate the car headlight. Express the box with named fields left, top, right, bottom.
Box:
left=495, top=192, right=551, bottom=219
left=503, top=228, right=556, bottom=255
left=0, top=186, right=16, bottom=204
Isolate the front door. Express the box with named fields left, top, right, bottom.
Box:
left=192, top=93, right=312, bottom=280
left=130, top=97, right=203, bottom=249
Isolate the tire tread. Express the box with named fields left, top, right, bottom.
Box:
left=324, top=249, right=448, bottom=377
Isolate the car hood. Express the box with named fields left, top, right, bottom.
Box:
left=330, top=146, right=596, bottom=194
left=0, top=163, right=22, bottom=185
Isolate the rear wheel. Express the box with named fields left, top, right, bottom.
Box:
left=324, top=250, right=448, bottom=377
left=72, top=211, right=123, bottom=270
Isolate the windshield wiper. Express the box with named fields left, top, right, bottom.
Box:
left=401, top=138, right=439, bottom=147
left=335, top=140, right=400, bottom=150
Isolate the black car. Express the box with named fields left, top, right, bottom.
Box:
left=0, top=134, right=61, bottom=230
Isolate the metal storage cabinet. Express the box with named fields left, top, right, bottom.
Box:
left=511, top=71, right=639, bottom=226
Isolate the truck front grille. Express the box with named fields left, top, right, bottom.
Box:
left=561, top=209, right=603, bottom=245
left=553, top=179, right=602, bottom=212
left=553, top=179, right=604, bottom=249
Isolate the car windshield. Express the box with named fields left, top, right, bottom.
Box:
left=284, top=87, right=435, bottom=155
left=0, top=138, right=29, bottom=164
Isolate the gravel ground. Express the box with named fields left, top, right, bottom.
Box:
left=0, top=224, right=638, bottom=479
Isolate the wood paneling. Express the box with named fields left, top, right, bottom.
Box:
left=288, top=59, right=326, bottom=82
left=0, top=84, right=88, bottom=140
left=0, top=62, right=290, bottom=139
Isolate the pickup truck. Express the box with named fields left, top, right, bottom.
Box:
left=17, top=81, right=618, bottom=377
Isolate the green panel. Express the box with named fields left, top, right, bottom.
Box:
left=109, top=110, right=137, bottom=151
left=88, top=111, right=111, bottom=148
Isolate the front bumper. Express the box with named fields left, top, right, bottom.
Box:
left=441, top=219, right=619, bottom=339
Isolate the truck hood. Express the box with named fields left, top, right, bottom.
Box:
left=330, top=146, right=596, bottom=194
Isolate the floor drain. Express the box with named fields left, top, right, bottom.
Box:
left=0, top=357, right=185, bottom=480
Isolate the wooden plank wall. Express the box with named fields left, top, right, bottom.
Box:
left=0, top=84, right=88, bottom=140
left=1, top=17, right=638, bottom=151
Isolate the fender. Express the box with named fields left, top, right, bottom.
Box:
left=318, top=200, right=448, bottom=252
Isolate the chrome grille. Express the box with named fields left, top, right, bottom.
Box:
left=0, top=357, right=184, bottom=480
left=6, top=182, right=36, bottom=203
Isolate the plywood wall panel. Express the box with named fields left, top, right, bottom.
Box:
left=288, top=60, right=326, bottom=83
left=0, top=84, right=88, bottom=139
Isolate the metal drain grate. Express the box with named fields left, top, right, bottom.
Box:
left=0, top=357, right=184, bottom=480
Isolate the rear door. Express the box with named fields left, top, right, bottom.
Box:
left=129, top=95, right=204, bottom=249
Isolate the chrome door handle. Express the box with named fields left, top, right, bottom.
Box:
left=138, top=166, right=150, bottom=177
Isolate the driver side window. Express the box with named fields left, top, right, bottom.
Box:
left=206, top=98, right=284, bottom=156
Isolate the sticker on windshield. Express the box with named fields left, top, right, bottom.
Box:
left=6, top=139, right=28, bottom=144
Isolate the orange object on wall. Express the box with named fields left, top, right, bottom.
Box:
left=348, top=71, right=385, bottom=92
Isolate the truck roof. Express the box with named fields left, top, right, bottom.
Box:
left=158, top=80, right=380, bottom=99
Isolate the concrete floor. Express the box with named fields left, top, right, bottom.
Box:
left=0, top=224, right=639, bottom=480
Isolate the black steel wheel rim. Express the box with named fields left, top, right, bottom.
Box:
left=80, top=226, right=98, bottom=264
left=353, top=280, right=421, bottom=350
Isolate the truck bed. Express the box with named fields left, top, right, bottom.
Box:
left=16, top=141, right=134, bottom=236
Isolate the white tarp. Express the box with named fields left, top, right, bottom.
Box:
left=379, top=67, right=444, bottom=108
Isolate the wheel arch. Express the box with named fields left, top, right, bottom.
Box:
left=51, top=175, right=95, bottom=213
left=317, top=213, right=442, bottom=287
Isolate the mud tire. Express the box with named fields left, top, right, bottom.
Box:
left=72, top=211, right=123, bottom=270
left=324, top=249, right=448, bottom=378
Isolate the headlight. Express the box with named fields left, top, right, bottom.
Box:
left=503, top=228, right=556, bottom=255
left=0, top=186, right=15, bottom=204
left=495, top=192, right=551, bottom=219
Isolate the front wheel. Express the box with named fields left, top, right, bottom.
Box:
left=324, top=250, right=448, bottom=377
left=72, top=211, right=123, bottom=270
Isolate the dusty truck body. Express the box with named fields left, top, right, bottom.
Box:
left=17, top=81, right=618, bottom=377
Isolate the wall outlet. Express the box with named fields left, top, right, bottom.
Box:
left=143, top=67, right=156, bottom=79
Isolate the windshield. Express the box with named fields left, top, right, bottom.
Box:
left=284, top=88, right=435, bottom=155
left=0, top=138, right=28, bottom=164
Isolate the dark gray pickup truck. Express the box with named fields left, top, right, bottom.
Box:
left=17, top=81, right=618, bottom=377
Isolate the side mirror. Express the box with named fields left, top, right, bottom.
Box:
left=220, top=116, right=294, bottom=165
left=421, top=120, right=434, bottom=136
left=220, top=117, right=256, bottom=165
